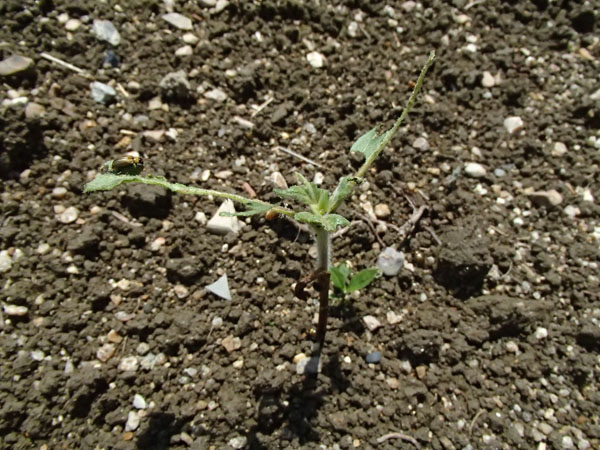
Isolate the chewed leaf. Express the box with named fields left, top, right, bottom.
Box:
left=347, top=268, right=380, bottom=292
left=321, top=214, right=350, bottom=231
left=350, top=125, right=394, bottom=161
left=220, top=201, right=272, bottom=217
left=83, top=173, right=142, bottom=192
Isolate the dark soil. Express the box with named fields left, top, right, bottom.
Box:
left=1, top=1, right=599, bottom=449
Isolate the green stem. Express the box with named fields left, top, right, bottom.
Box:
left=312, top=226, right=331, bottom=357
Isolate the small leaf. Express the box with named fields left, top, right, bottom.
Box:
left=347, top=268, right=379, bottom=292
left=321, top=214, right=350, bottom=232
left=329, top=176, right=362, bottom=212
left=330, top=263, right=351, bottom=292
left=220, top=202, right=272, bottom=217
left=83, top=173, right=141, bottom=192
left=274, top=185, right=312, bottom=205
left=294, top=211, right=324, bottom=227
left=350, top=125, right=393, bottom=161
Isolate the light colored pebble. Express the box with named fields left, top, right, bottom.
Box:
left=150, top=237, right=166, bottom=251
left=221, top=335, right=241, bottom=353
left=481, top=71, right=495, bottom=87
left=412, top=137, right=430, bottom=151
left=377, top=247, right=405, bottom=276
left=270, top=172, right=288, bottom=189
left=386, top=311, right=402, bottom=325
left=96, top=344, right=116, bottom=362
left=194, top=211, right=207, bottom=225
left=182, top=33, right=199, bottom=44
left=175, top=45, right=193, bottom=56
left=504, top=116, right=524, bottom=134
left=90, top=81, right=117, bottom=104
left=211, top=316, right=223, bottom=327
left=118, top=356, right=139, bottom=372
left=505, top=341, right=519, bottom=353
left=107, top=329, right=123, bottom=344
left=552, top=141, right=567, bottom=157
left=374, top=203, right=391, bottom=219
left=25, top=102, right=45, bottom=119
left=563, top=205, right=580, bottom=218
left=228, top=437, right=247, bottom=449
left=65, top=18, right=81, bottom=31
left=173, top=284, right=189, bottom=299
left=528, top=189, right=563, bottom=208
left=204, top=88, right=228, bottom=102
left=464, top=162, right=487, bottom=178
left=125, top=411, right=140, bottom=431
left=133, top=394, right=147, bottom=409
left=348, top=21, right=359, bottom=37
left=31, top=350, right=45, bottom=361
left=0, top=251, right=12, bottom=273
left=534, top=327, right=548, bottom=340
left=142, top=130, right=165, bottom=142
left=313, top=172, right=324, bottom=185
left=306, top=51, right=325, bottom=68
left=0, top=55, right=34, bottom=76
left=3, top=304, right=28, bottom=316
left=136, top=343, right=150, bottom=356
left=162, top=12, right=193, bottom=30
left=93, top=19, right=121, bottom=46
left=362, top=315, right=382, bottom=331
left=57, top=206, right=79, bottom=223
left=232, top=358, right=244, bottom=369
left=207, top=200, right=241, bottom=235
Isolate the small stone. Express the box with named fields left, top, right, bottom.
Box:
left=0, top=55, right=34, bottom=76
left=296, top=355, right=321, bottom=375
left=133, top=394, right=147, bottom=410
left=534, top=327, right=548, bottom=340
left=137, top=343, right=150, bottom=355
left=211, top=317, right=223, bottom=327
left=180, top=432, right=194, bottom=446
left=142, top=130, right=165, bottom=143
left=416, top=365, right=427, bottom=379
left=25, top=102, right=45, bottom=119
left=313, top=172, right=324, bottom=185
left=232, top=116, right=254, bottom=129
left=348, top=21, right=359, bottom=37
left=194, top=211, right=207, bottom=225
left=270, top=172, right=288, bottom=189
left=464, top=162, right=487, bottom=178
left=204, top=88, right=228, bottom=102
left=528, top=189, right=563, bottom=208
left=377, top=247, right=405, bottom=276
left=504, top=116, right=524, bottom=134
left=162, top=13, right=193, bottom=30
left=563, top=205, right=580, bottom=218
left=107, top=329, right=123, bottom=344
left=125, top=411, right=140, bottom=431
left=221, top=335, right=241, bottom=353
left=365, top=351, right=382, bottom=364
left=173, top=284, right=189, bottom=299
left=205, top=274, right=231, bottom=300
left=386, top=377, right=400, bottom=389
left=374, top=203, right=391, bottom=219
left=214, top=0, right=230, bottom=13
left=93, top=19, right=121, bottom=46
left=306, top=51, right=325, bottom=68
left=551, top=142, right=567, bottom=157
left=505, top=341, right=519, bottom=353
left=31, top=350, right=45, bottom=361
left=386, top=311, right=402, bottom=325
left=118, top=356, right=139, bottom=372
left=65, top=18, right=81, bottom=31
left=90, top=82, right=117, bottom=104
left=363, top=315, right=382, bottom=331
left=228, top=437, right=247, bottom=450
left=58, top=206, right=79, bottom=224
left=232, top=358, right=244, bottom=369
left=182, top=33, right=199, bottom=45
left=175, top=45, right=193, bottom=56
left=159, top=70, right=191, bottom=99
left=97, top=343, right=116, bottom=362
left=481, top=71, right=495, bottom=87
left=293, top=353, right=308, bottom=364
left=3, top=304, right=28, bottom=316
left=207, top=200, right=241, bottom=234
left=412, top=137, right=430, bottom=151
left=0, top=251, right=12, bottom=273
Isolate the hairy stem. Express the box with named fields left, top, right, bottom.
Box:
left=313, top=226, right=331, bottom=356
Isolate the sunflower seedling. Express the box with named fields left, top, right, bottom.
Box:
left=84, top=52, right=435, bottom=365
left=330, top=263, right=380, bottom=302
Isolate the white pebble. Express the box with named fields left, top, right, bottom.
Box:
left=3, top=304, right=28, bottom=316
left=481, top=71, right=495, bottom=88
left=182, top=33, right=199, bottom=44
left=65, top=18, right=81, bottom=31
left=552, top=142, right=567, bottom=157
left=204, top=88, right=228, bottom=102
left=162, top=12, right=193, bottom=30
left=194, top=211, right=207, bottom=225
left=96, top=343, right=116, bottom=362
left=125, top=410, right=140, bottom=431
left=133, top=394, right=147, bottom=409
left=0, top=250, right=12, bottom=273
left=534, top=327, right=548, bottom=340
left=306, top=51, right=325, bottom=68
left=374, top=203, right=391, bottom=219
left=563, top=205, right=580, bottom=218
left=93, top=19, right=121, bottom=46
left=175, top=45, right=193, bottom=56
left=119, top=356, right=139, bottom=372
left=464, top=162, right=487, bottom=178
left=362, top=315, right=382, bottom=331
left=505, top=341, right=519, bottom=353
left=31, top=350, right=45, bottom=361
left=504, top=116, right=524, bottom=134
left=377, top=247, right=404, bottom=276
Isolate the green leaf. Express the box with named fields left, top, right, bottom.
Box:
left=321, top=214, right=350, bottom=231
left=347, top=268, right=379, bottom=292
left=220, top=202, right=272, bottom=217
left=83, top=173, right=141, bottom=192
left=274, top=185, right=313, bottom=205
left=350, top=125, right=394, bottom=161
left=329, top=176, right=362, bottom=213
left=330, top=264, right=351, bottom=291
left=294, top=211, right=323, bottom=227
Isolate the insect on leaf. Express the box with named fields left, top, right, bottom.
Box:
left=347, top=268, right=380, bottom=293
left=350, top=125, right=394, bottom=161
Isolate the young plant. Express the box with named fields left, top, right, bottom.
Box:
left=330, top=263, right=380, bottom=302
left=84, top=51, right=435, bottom=361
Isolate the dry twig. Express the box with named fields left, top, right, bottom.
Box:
left=377, top=432, right=420, bottom=449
